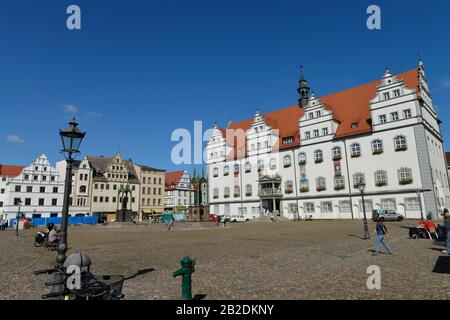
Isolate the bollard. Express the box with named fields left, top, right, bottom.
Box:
left=172, top=256, right=195, bottom=300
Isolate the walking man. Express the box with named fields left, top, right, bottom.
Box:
left=371, top=217, right=393, bottom=256
left=441, top=208, right=450, bottom=255
left=166, top=213, right=175, bottom=231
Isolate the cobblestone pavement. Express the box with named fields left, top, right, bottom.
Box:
left=0, top=220, right=449, bottom=300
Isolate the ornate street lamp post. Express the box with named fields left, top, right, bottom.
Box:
left=416, top=190, right=424, bottom=220
left=57, top=118, right=85, bottom=266
left=15, top=199, right=22, bottom=237
left=358, top=182, right=370, bottom=240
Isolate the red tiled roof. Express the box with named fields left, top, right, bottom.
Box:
left=0, top=165, right=25, bottom=177
left=220, top=68, right=419, bottom=158
left=165, top=171, right=184, bottom=190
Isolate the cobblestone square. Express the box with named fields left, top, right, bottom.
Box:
left=0, top=220, right=449, bottom=300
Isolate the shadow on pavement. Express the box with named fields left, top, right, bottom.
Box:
left=432, top=256, right=450, bottom=274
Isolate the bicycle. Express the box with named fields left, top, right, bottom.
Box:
left=34, top=252, right=154, bottom=300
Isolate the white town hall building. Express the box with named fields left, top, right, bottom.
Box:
left=206, top=61, right=450, bottom=220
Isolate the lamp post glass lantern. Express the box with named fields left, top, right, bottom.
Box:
left=358, top=182, right=370, bottom=240
left=57, top=118, right=86, bottom=266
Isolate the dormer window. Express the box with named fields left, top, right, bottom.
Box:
left=351, top=123, right=358, bottom=129
left=305, top=131, right=311, bottom=139
left=393, top=89, right=401, bottom=98
left=315, top=110, right=321, bottom=117
left=282, top=136, right=294, bottom=144
left=308, top=112, right=314, bottom=119
left=383, top=92, right=390, bottom=100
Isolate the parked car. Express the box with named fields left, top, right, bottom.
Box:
left=372, top=209, right=404, bottom=222
left=229, top=215, right=250, bottom=223
left=209, top=214, right=219, bottom=222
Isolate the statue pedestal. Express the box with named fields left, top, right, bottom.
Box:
left=116, top=209, right=133, bottom=222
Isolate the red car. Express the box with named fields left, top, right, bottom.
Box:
left=209, top=214, right=219, bottom=222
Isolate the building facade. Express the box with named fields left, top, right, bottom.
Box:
left=0, top=165, right=26, bottom=218
left=87, top=154, right=140, bottom=221
left=56, top=156, right=94, bottom=215
left=134, top=164, right=166, bottom=220
left=206, top=62, right=450, bottom=220
left=164, top=170, right=194, bottom=212
left=1, top=155, right=65, bottom=219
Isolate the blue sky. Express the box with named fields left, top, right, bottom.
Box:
left=1, top=0, right=449, bottom=173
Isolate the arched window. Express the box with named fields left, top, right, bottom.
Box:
left=223, top=166, right=229, bottom=176
left=398, top=167, right=413, bottom=184
left=285, top=180, right=293, bottom=193
left=314, top=149, right=323, bottom=163
left=332, top=146, right=341, bottom=160
left=316, top=177, right=326, bottom=191
left=257, top=160, right=264, bottom=172
left=245, top=184, right=252, bottom=196
left=350, top=143, right=361, bottom=157
left=234, top=164, right=240, bottom=174
left=353, top=172, right=365, bottom=188
left=300, top=179, right=309, bottom=192
left=375, top=170, right=387, bottom=186
left=372, top=139, right=383, bottom=154
left=394, top=135, right=407, bottom=151
left=298, top=152, right=306, bottom=165
left=213, top=188, right=219, bottom=199
left=334, top=176, right=345, bottom=190
left=79, top=185, right=87, bottom=193
left=234, top=186, right=240, bottom=197
left=245, top=162, right=251, bottom=173
left=283, top=155, right=292, bottom=168
left=224, top=187, right=230, bottom=198
left=213, top=168, right=219, bottom=177
left=269, top=158, right=278, bottom=170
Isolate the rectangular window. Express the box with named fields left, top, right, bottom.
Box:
left=0, top=188, right=4, bottom=194
left=99, top=197, right=104, bottom=203
left=320, top=202, right=333, bottom=213
left=381, top=198, right=396, bottom=210
left=403, top=109, right=412, bottom=119
left=113, top=197, right=116, bottom=203
left=105, top=197, right=109, bottom=203
left=313, top=129, right=319, bottom=138
left=393, top=89, right=401, bottom=98
left=322, top=127, right=329, bottom=135
left=52, top=199, right=57, bottom=206
left=225, top=204, right=230, bottom=214
left=42, top=176, right=47, bottom=181
left=339, top=201, right=351, bottom=213
left=304, top=202, right=315, bottom=213
left=14, top=198, right=21, bottom=205
left=383, top=92, right=390, bottom=100
left=308, top=112, right=314, bottom=119
left=40, top=187, right=45, bottom=193
left=391, top=112, right=399, bottom=121
left=315, top=110, right=321, bottom=117
left=405, top=197, right=420, bottom=211
left=38, top=198, right=44, bottom=206
left=379, top=114, right=387, bottom=124
left=305, top=131, right=311, bottom=139
left=15, top=185, right=21, bottom=192
left=0, top=202, right=3, bottom=207
left=25, top=198, right=31, bottom=206
left=359, top=200, right=373, bottom=212
left=93, top=196, right=98, bottom=203
left=53, top=187, right=58, bottom=193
